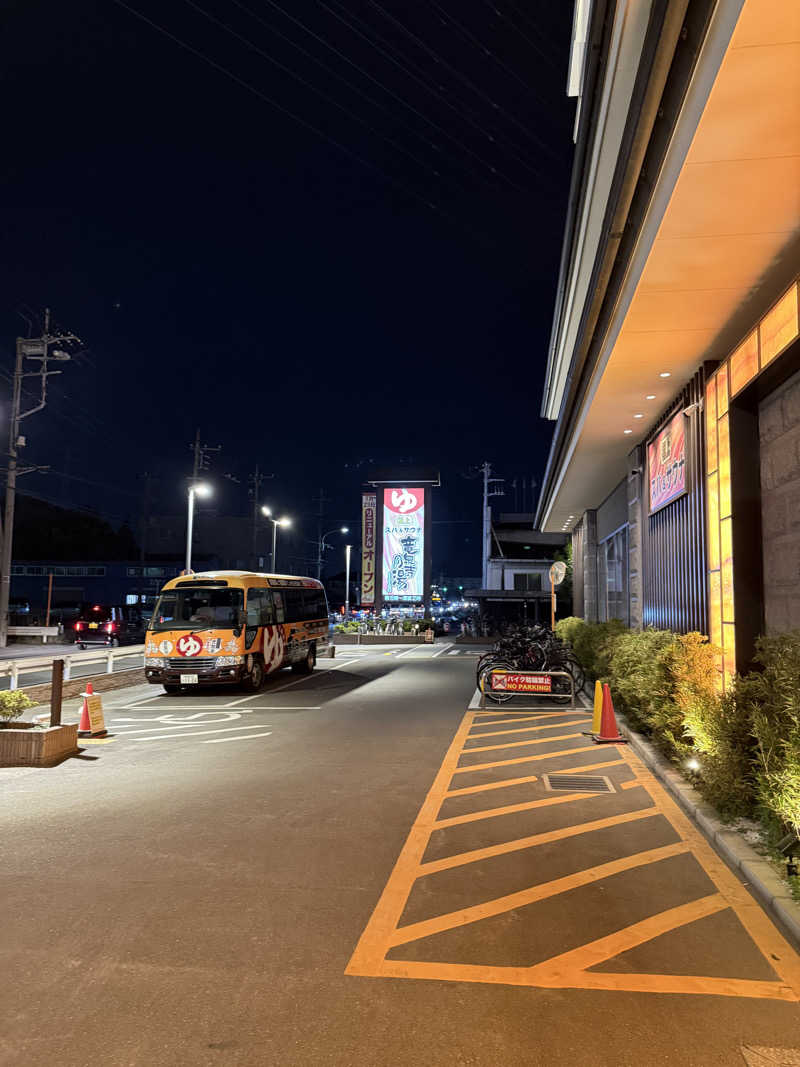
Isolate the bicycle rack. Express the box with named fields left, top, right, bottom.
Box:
left=479, top=669, right=576, bottom=710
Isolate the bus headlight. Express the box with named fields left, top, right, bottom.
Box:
left=145, top=657, right=166, bottom=668
left=216, top=655, right=244, bottom=666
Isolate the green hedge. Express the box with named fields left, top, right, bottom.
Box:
left=557, top=617, right=800, bottom=840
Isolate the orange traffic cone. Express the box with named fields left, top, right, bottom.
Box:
left=78, top=682, right=93, bottom=736
left=592, top=683, right=627, bottom=745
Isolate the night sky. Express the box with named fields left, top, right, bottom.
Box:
left=2, top=0, right=575, bottom=576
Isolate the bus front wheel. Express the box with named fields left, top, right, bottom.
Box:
left=244, top=658, right=264, bottom=691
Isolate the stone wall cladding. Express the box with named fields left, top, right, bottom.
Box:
left=759, top=367, right=800, bottom=632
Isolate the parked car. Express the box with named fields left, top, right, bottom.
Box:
left=72, top=604, right=145, bottom=648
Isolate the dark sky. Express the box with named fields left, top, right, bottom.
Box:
left=1, top=0, right=574, bottom=576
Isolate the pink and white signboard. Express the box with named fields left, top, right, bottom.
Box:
left=382, top=487, right=424, bottom=602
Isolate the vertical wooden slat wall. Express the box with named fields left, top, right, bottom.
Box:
left=642, top=369, right=708, bottom=634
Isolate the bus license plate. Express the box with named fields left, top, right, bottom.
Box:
left=180, top=674, right=198, bottom=685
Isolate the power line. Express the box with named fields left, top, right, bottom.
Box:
left=110, top=0, right=515, bottom=252
left=325, top=0, right=553, bottom=191
left=366, top=0, right=564, bottom=167
left=430, top=0, right=565, bottom=116
left=111, top=0, right=448, bottom=216
left=320, top=0, right=534, bottom=195
left=222, top=0, right=508, bottom=201
left=180, top=0, right=446, bottom=185
left=482, top=1, right=561, bottom=71
left=259, top=0, right=530, bottom=198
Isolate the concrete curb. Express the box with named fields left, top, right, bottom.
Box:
left=616, top=711, right=800, bottom=952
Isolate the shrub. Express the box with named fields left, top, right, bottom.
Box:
left=0, top=690, right=35, bottom=723
left=605, top=628, right=675, bottom=741
left=554, top=616, right=585, bottom=648
left=570, top=619, right=627, bottom=680
left=739, top=630, right=800, bottom=838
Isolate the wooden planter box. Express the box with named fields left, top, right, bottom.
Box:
left=0, top=722, right=79, bottom=767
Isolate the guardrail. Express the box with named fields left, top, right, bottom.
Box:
left=0, top=644, right=145, bottom=690
left=7, top=625, right=62, bottom=643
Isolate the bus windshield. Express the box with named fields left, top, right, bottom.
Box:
left=149, top=587, right=243, bottom=632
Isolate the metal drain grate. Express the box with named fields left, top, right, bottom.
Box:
left=543, top=774, right=615, bottom=794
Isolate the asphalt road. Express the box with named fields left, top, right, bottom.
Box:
left=1, top=644, right=798, bottom=1066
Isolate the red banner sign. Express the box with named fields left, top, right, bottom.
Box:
left=490, top=671, right=552, bottom=693
left=648, top=411, right=687, bottom=513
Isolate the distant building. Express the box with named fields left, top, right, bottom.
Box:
left=466, top=514, right=567, bottom=626
left=10, top=560, right=184, bottom=618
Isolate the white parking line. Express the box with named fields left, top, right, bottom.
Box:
left=447, top=649, right=461, bottom=655
left=432, top=643, right=453, bottom=658
left=132, top=725, right=273, bottom=742
left=203, top=731, right=272, bottom=744
left=120, top=719, right=270, bottom=735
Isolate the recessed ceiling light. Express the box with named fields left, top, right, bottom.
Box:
left=624, top=429, right=633, bottom=435
left=633, top=413, right=643, bottom=419
left=659, top=372, right=671, bottom=378
left=646, top=394, right=656, bottom=400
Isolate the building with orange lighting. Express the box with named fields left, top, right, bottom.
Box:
left=537, top=0, right=799, bottom=685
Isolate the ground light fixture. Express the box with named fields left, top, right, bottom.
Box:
left=185, top=482, right=213, bottom=573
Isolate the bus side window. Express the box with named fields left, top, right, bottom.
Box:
left=272, top=591, right=285, bottom=624
left=261, top=589, right=275, bottom=625
left=282, top=589, right=303, bottom=624
left=246, top=588, right=263, bottom=628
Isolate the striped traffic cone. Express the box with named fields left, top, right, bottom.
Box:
left=592, top=683, right=627, bottom=744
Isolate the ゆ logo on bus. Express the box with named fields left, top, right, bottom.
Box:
left=176, top=633, right=203, bottom=657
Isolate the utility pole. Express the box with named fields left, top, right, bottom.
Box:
left=313, top=487, right=330, bottom=579
left=189, top=428, right=221, bottom=480
left=480, top=461, right=504, bottom=590
left=0, top=310, right=79, bottom=647
left=249, top=465, right=274, bottom=567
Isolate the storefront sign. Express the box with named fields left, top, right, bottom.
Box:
left=361, top=492, right=376, bottom=605
left=382, top=487, right=424, bottom=602
left=490, top=671, right=552, bottom=693
left=648, top=412, right=687, bottom=513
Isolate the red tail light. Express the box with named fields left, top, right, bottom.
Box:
left=74, top=622, right=84, bottom=632
left=105, top=621, right=117, bottom=633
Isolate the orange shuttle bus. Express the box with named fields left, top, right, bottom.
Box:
left=144, top=570, right=329, bottom=693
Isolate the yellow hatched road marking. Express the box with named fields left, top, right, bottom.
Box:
left=462, top=732, right=583, bottom=754
left=346, top=709, right=800, bottom=1000
left=452, top=744, right=595, bottom=774
left=434, top=790, right=602, bottom=829
left=418, top=808, right=661, bottom=876
left=389, top=843, right=688, bottom=948
left=467, top=719, right=588, bottom=739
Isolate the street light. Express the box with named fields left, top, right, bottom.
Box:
left=317, top=526, right=349, bottom=579
left=185, top=483, right=212, bottom=573
left=262, top=506, right=291, bottom=572
left=344, top=544, right=352, bottom=618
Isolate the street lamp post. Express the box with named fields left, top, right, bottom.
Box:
left=345, top=544, right=351, bottom=618
left=185, top=483, right=212, bottom=573
left=261, top=507, right=291, bottom=572
left=317, top=526, right=349, bottom=579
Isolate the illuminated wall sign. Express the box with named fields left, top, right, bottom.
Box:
left=648, top=411, right=687, bottom=513
left=361, top=492, right=376, bottom=605
left=382, top=487, right=424, bottom=602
